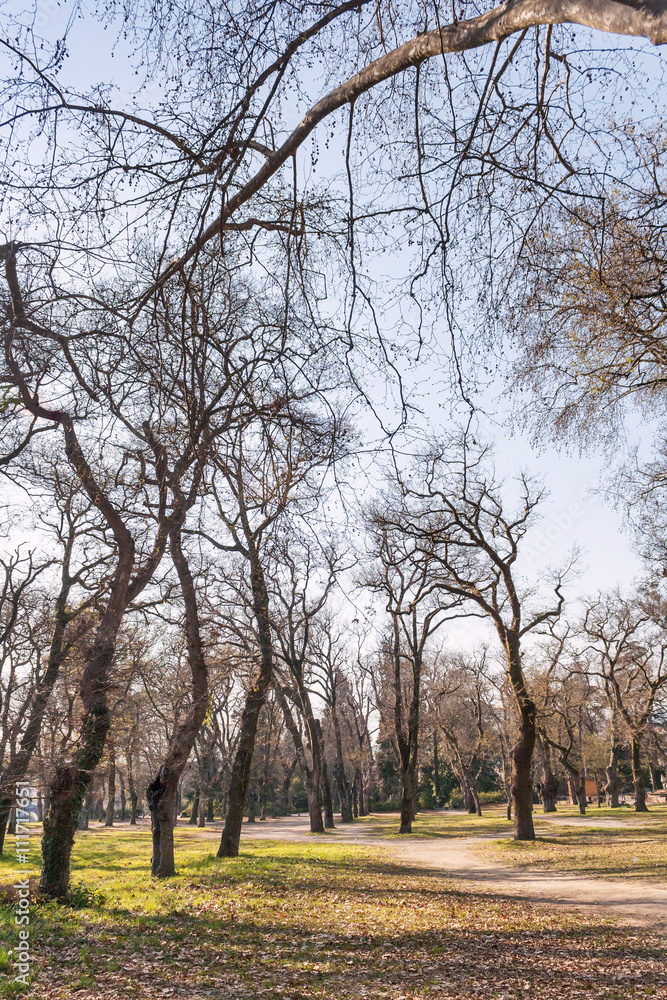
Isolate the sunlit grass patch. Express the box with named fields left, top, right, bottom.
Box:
left=0, top=824, right=663, bottom=999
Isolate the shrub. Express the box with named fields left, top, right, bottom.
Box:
left=65, top=881, right=106, bottom=909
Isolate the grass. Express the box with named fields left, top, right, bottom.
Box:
left=0, top=822, right=666, bottom=999
left=483, top=803, right=667, bottom=880
left=357, top=809, right=515, bottom=839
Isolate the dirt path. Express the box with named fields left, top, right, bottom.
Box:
left=236, top=815, right=667, bottom=927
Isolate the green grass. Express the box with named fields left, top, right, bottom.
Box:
left=357, top=807, right=515, bottom=839
left=0, top=823, right=665, bottom=999
left=483, top=804, right=667, bottom=880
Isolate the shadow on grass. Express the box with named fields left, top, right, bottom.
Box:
left=18, top=894, right=667, bottom=1000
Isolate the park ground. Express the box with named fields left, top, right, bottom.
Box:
left=1, top=805, right=666, bottom=1000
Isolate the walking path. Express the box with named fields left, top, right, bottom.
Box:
left=237, top=815, right=667, bottom=927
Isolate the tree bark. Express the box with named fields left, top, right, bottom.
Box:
left=604, top=728, right=621, bottom=808
left=280, top=758, right=296, bottom=814
left=246, top=788, right=257, bottom=822
left=274, top=683, right=324, bottom=832
left=119, top=770, right=126, bottom=822
left=105, top=751, right=116, bottom=826
left=128, top=758, right=139, bottom=825
left=537, top=735, right=559, bottom=813
left=399, top=767, right=415, bottom=833
left=218, top=548, right=274, bottom=858
left=149, top=528, right=209, bottom=877
left=320, top=738, right=335, bottom=829
left=0, top=550, right=77, bottom=853
left=331, top=709, right=353, bottom=823
left=198, top=790, right=207, bottom=827
left=506, top=639, right=536, bottom=841
left=631, top=734, right=648, bottom=812
left=567, top=773, right=579, bottom=806
left=39, top=619, right=119, bottom=898
left=353, top=768, right=362, bottom=817
left=189, top=787, right=200, bottom=825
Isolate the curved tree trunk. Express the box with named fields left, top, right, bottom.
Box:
left=0, top=557, right=77, bottom=854
left=39, top=617, right=120, bottom=898
left=274, top=684, right=324, bottom=832
left=218, top=548, right=274, bottom=858
left=149, top=528, right=209, bottom=878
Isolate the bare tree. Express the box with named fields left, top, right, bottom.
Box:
left=373, top=439, right=568, bottom=839
left=364, top=518, right=464, bottom=833
left=582, top=588, right=667, bottom=812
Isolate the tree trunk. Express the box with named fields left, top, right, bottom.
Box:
left=306, top=772, right=324, bottom=831
left=331, top=710, right=353, bottom=823
left=128, top=761, right=139, bottom=825
left=280, top=759, right=296, bottom=814
left=501, top=633, right=536, bottom=840
left=396, top=623, right=423, bottom=835
left=119, top=770, right=126, bottom=822
left=105, top=752, right=116, bottom=826
left=537, top=735, right=559, bottom=812
left=246, top=788, right=257, bottom=823
left=197, top=790, right=206, bottom=827
left=567, top=773, right=579, bottom=806
left=274, top=684, right=324, bottom=832
left=604, top=739, right=621, bottom=808
left=320, top=747, right=335, bottom=829
left=149, top=528, right=209, bottom=877
left=352, top=769, right=361, bottom=818
left=37, top=473, right=146, bottom=899
left=218, top=549, right=273, bottom=858
left=511, top=700, right=536, bottom=841
left=148, top=773, right=175, bottom=877
left=77, top=802, right=89, bottom=830
left=0, top=548, right=76, bottom=854
left=0, top=811, right=8, bottom=854
left=540, top=773, right=559, bottom=813
left=399, top=766, right=415, bottom=834
left=39, top=626, right=117, bottom=898
left=631, top=734, right=648, bottom=812
left=577, top=773, right=587, bottom=815
left=189, top=787, right=200, bottom=825
left=358, top=769, right=367, bottom=817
